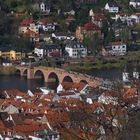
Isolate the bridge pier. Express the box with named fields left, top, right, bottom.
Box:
left=20, top=71, right=24, bottom=77
left=27, top=68, right=34, bottom=79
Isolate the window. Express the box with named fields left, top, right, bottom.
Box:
left=113, top=46, right=116, bottom=49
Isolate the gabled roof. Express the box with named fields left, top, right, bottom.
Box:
left=66, top=40, right=85, bottom=49
left=60, top=82, right=87, bottom=93
left=3, top=89, right=27, bottom=98
left=111, top=41, right=124, bottom=46
left=107, top=1, right=118, bottom=7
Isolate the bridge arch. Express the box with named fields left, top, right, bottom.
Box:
left=23, top=69, right=28, bottom=77
left=63, top=75, right=73, bottom=82
left=34, top=70, right=45, bottom=81
left=47, top=72, right=59, bottom=89
left=80, top=80, right=88, bottom=84
left=15, top=69, right=21, bottom=76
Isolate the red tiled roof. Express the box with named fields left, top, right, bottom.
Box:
left=46, top=111, right=70, bottom=124
left=21, top=18, right=33, bottom=26
left=61, top=82, right=87, bottom=93
left=84, top=22, right=100, bottom=31
left=39, top=18, right=53, bottom=25
left=123, top=88, right=137, bottom=99
left=14, top=124, right=49, bottom=133
left=4, top=89, right=27, bottom=98
left=94, top=14, right=106, bottom=21
left=58, top=92, right=75, bottom=97
left=111, top=41, right=122, bottom=46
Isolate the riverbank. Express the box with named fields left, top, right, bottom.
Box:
left=0, top=66, right=16, bottom=75
left=64, top=51, right=140, bottom=73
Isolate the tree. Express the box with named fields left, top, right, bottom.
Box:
left=68, top=21, right=77, bottom=32
left=75, top=6, right=89, bottom=25
left=101, top=20, right=109, bottom=39
left=119, top=28, right=130, bottom=45
left=83, top=33, right=100, bottom=55
left=104, top=28, right=115, bottom=45
left=120, top=108, right=140, bottom=140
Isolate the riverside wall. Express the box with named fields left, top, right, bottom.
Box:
left=0, top=66, right=16, bottom=75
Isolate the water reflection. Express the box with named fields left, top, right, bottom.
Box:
left=0, top=75, right=45, bottom=92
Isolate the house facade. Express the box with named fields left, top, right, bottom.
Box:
left=113, top=13, right=140, bottom=26
left=40, top=1, right=50, bottom=14
left=34, top=44, right=62, bottom=58
left=0, top=47, right=26, bottom=61
left=103, top=42, right=127, bottom=56
left=65, top=41, right=87, bottom=58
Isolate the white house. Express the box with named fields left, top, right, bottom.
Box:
left=114, top=13, right=131, bottom=25
left=37, top=20, right=56, bottom=32
left=65, top=41, right=87, bottom=58
left=104, top=2, right=119, bottom=13
left=34, top=44, right=62, bottom=58
left=42, top=23, right=55, bottom=32
left=130, top=13, right=140, bottom=23
left=98, top=92, right=118, bottom=105
left=104, top=41, right=127, bottom=56
left=57, top=82, right=90, bottom=94
left=40, top=1, right=50, bottom=14
left=129, top=0, right=140, bottom=8
left=113, top=13, right=140, bottom=26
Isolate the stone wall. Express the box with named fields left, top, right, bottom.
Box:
left=0, top=66, right=16, bottom=75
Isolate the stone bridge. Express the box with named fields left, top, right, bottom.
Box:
left=15, top=66, right=103, bottom=88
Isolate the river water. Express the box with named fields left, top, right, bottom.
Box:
left=0, top=66, right=138, bottom=92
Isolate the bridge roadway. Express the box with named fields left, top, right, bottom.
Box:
left=15, top=66, right=103, bottom=88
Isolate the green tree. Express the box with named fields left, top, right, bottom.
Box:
left=119, top=28, right=130, bottom=44
left=83, top=33, right=100, bottom=55
left=101, top=19, right=109, bottom=38
left=104, top=28, right=115, bottom=45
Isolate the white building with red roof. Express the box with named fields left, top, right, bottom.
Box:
left=57, top=82, right=90, bottom=95
left=103, top=41, right=127, bottom=56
